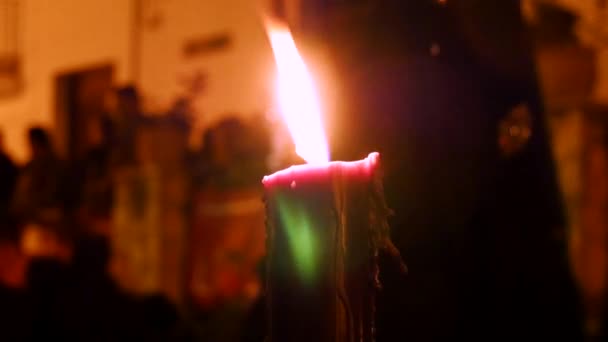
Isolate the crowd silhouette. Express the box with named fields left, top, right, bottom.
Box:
left=0, top=85, right=272, bottom=341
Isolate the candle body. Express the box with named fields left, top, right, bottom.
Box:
left=263, top=153, right=388, bottom=342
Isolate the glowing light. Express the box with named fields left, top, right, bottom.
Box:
left=277, top=195, right=318, bottom=284
left=266, top=21, right=330, bottom=164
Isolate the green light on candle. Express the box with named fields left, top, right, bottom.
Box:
left=277, top=197, right=318, bottom=284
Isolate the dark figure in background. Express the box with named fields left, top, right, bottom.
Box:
left=60, top=235, right=136, bottom=340
left=291, top=0, right=583, bottom=340
left=68, top=117, right=114, bottom=236
left=0, top=131, right=18, bottom=217
left=136, top=294, right=182, bottom=341
left=12, top=127, right=67, bottom=229
left=192, top=129, right=218, bottom=188
left=190, top=117, right=270, bottom=341
left=26, top=257, right=71, bottom=340
left=26, top=234, right=186, bottom=341
left=201, top=117, right=271, bottom=190
left=104, top=85, right=144, bottom=166
left=0, top=218, right=32, bottom=341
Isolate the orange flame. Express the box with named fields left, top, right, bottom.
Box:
left=266, top=21, right=329, bottom=164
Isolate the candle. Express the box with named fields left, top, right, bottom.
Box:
left=264, top=153, right=392, bottom=341
left=263, top=21, right=400, bottom=342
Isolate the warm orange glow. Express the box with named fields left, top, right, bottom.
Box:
left=266, top=21, right=329, bottom=164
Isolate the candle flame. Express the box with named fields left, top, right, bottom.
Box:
left=266, top=21, right=329, bottom=164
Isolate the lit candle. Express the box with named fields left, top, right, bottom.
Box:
left=263, top=22, right=399, bottom=342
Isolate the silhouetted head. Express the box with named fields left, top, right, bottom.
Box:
left=213, top=117, right=248, bottom=165
left=116, top=85, right=141, bottom=117
left=27, top=127, right=53, bottom=159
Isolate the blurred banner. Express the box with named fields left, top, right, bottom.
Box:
left=188, top=187, right=265, bottom=310
left=111, top=164, right=162, bottom=295
left=110, top=119, right=191, bottom=304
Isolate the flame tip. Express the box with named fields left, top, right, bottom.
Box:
left=266, top=21, right=329, bottom=164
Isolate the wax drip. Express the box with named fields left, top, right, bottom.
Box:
left=262, top=155, right=405, bottom=342
left=366, top=160, right=406, bottom=342
left=332, top=166, right=354, bottom=342
left=369, top=162, right=407, bottom=281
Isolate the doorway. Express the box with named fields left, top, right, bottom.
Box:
left=55, top=65, right=114, bottom=159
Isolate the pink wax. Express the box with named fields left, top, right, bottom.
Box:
left=262, top=151, right=389, bottom=341
left=262, top=152, right=380, bottom=189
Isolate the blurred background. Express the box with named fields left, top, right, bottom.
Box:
left=0, top=0, right=606, bottom=340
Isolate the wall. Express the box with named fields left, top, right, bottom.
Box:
left=0, top=0, right=133, bottom=162
left=0, top=0, right=283, bottom=159
left=138, top=0, right=275, bottom=144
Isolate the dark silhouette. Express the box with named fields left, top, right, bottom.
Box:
left=59, top=235, right=131, bottom=340
left=199, top=117, right=271, bottom=190
left=12, top=127, right=68, bottom=230
left=26, top=257, right=71, bottom=340
left=136, top=294, right=181, bottom=341
left=0, top=280, right=32, bottom=340
left=0, top=132, right=18, bottom=217
left=60, top=235, right=186, bottom=341
left=0, top=220, right=32, bottom=341
left=104, top=85, right=145, bottom=166
left=67, top=118, right=114, bottom=236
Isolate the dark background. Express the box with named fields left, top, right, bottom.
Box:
left=295, top=0, right=582, bottom=339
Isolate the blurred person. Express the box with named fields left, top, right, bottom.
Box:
left=0, top=217, right=32, bottom=341
left=103, top=85, right=145, bottom=166
left=12, top=127, right=73, bottom=267
left=242, top=113, right=273, bottom=178
left=0, top=216, right=26, bottom=288
left=192, top=128, right=218, bottom=188
left=26, top=257, right=71, bottom=340
left=69, top=116, right=114, bottom=236
left=208, top=117, right=245, bottom=187
left=204, top=116, right=271, bottom=189
left=111, top=121, right=164, bottom=296
left=12, top=127, right=68, bottom=229
left=194, top=118, right=250, bottom=186
left=61, top=234, right=147, bottom=340
left=167, top=97, right=195, bottom=133
left=0, top=131, right=18, bottom=217
left=188, top=116, right=270, bottom=340
left=135, top=294, right=181, bottom=341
